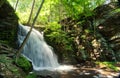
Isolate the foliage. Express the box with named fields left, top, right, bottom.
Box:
left=7, top=0, right=107, bottom=38
left=8, top=0, right=59, bottom=25
left=61, top=0, right=105, bottom=18
left=44, top=22, right=73, bottom=52
left=44, top=22, right=75, bottom=62
left=8, top=0, right=106, bottom=25
left=45, top=22, right=63, bottom=44
left=15, top=56, right=32, bottom=71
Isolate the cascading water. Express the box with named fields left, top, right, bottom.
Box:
left=18, top=24, right=60, bottom=70
left=18, top=24, right=76, bottom=71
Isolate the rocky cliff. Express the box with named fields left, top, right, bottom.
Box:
left=0, top=0, right=18, bottom=47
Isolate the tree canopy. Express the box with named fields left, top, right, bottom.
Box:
left=8, top=0, right=105, bottom=25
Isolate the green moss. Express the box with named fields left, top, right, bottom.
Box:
left=26, top=73, right=37, bottom=78
left=96, top=61, right=119, bottom=72
left=102, top=62, right=119, bottom=71
left=16, top=56, right=32, bottom=71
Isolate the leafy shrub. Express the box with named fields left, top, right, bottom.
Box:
left=44, top=22, right=73, bottom=51
left=44, top=22, right=74, bottom=62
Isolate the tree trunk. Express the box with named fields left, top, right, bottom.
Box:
left=14, top=0, right=19, bottom=11
left=27, top=0, right=35, bottom=25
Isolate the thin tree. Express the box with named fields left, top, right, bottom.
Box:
left=27, top=0, right=35, bottom=25
left=16, top=0, right=45, bottom=60
left=14, top=0, right=19, bottom=11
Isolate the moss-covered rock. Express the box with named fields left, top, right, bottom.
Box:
left=16, top=56, right=32, bottom=72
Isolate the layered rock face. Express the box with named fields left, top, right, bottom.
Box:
left=96, top=2, right=120, bottom=61
left=0, top=0, right=18, bottom=46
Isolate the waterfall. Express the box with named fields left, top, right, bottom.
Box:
left=17, top=24, right=60, bottom=71
left=18, top=24, right=76, bottom=72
